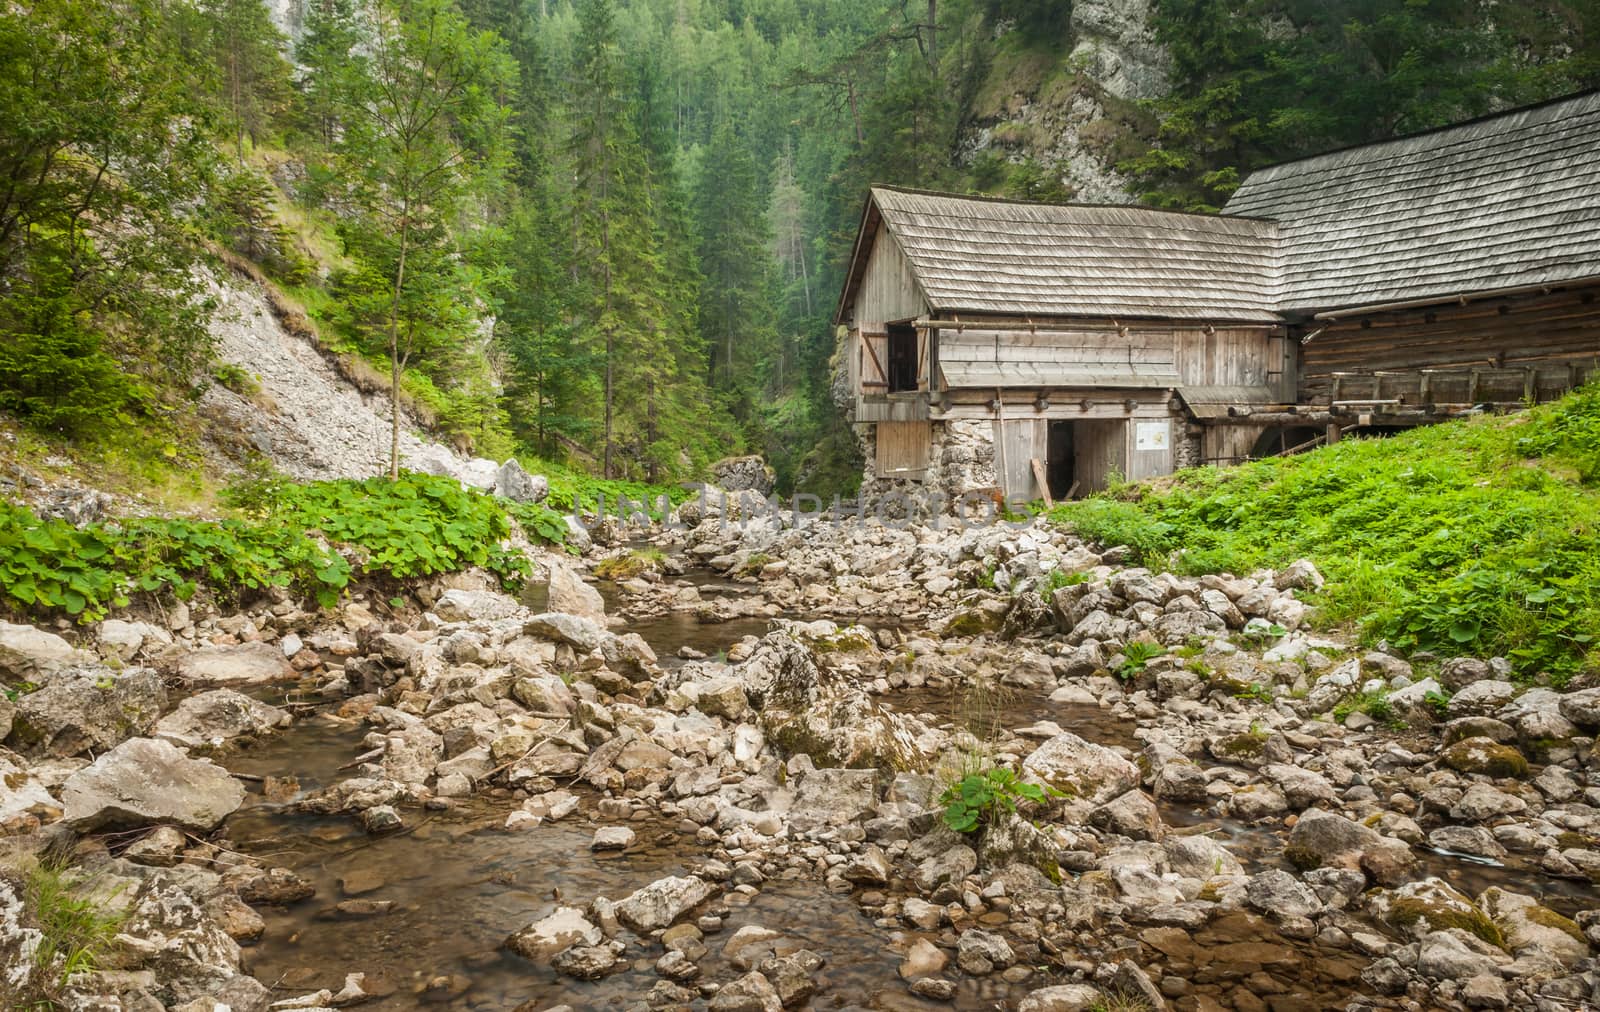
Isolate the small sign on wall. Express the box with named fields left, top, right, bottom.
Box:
left=1135, top=421, right=1169, bottom=452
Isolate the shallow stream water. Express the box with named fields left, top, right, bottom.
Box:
left=205, top=565, right=1600, bottom=1010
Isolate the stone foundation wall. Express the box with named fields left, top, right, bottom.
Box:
left=857, top=420, right=999, bottom=509
left=1175, top=428, right=1204, bottom=469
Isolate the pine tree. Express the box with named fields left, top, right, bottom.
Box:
left=337, top=0, right=513, bottom=477
left=695, top=119, right=779, bottom=402
left=200, top=0, right=292, bottom=161
left=294, top=0, right=360, bottom=150
left=567, top=0, right=674, bottom=478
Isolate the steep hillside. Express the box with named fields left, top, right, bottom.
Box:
left=1051, top=385, right=1600, bottom=684
left=196, top=272, right=471, bottom=483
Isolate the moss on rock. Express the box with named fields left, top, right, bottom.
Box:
left=1441, top=737, right=1529, bottom=778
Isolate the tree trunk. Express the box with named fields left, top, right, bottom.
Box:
left=388, top=220, right=409, bottom=480
left=926, top=0, right=937, bottom=72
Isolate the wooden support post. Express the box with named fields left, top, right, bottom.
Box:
left=1326, top=422, right=1342, bottom=445
left=1468, top=368, right=1481, bottom=404
left=1523, top=367, right=1536, bottom=403
left=1330, top=374, right=1342, bottom=408
left=1030, top=457, right=1053, bottom=508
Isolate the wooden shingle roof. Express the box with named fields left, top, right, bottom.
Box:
left=1223, top=90, right=1600, bottom=314
left=837, top=187, right=1282, bottom=324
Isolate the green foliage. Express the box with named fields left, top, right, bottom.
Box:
left=1235, top=681, right=1275, bottom=703
left=594, top=547, right=665, bottom=581
left=1051, top=387, right=1600, bottom=683
left=229, top=472, right=530, bottom=588
left=1424, top=688, right=1453, bottom=717
left=1039, top=567, right=1089, bottom=600
left=1115, top=641, right=1166, bottom=682
left=939, top=766, right=1051, bottom=835
left=0, top=0, right=218, bottom=439
left=1333, top=689, right=1400, bottom=727
left=212, top=363, right=261, bottom=399
left=0, top=473, right=544, bottom=622
left=330, top=0, right=514, bottom=477
left=1130, top=0, right=1600, bottom=209
left=507, top=501, right=571, bottom=550
left=20, top=854, right=127, bottom=992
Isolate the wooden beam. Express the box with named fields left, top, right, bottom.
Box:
left=1030, top=458, right=1053, bottom=508
left=862, top=334, right=887, bottom=386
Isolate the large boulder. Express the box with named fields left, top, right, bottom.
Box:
left=525, top=613, right=606, bottom=654
left=548, top=562, right=606, bottom=621
left=0, top=753, right=57, bottom=826
left=6, top=667, right=167, bottom=757
left=60, top=737, right=245, bottom=831
left=710, top=455, right=775, bottom=495
left=495, top=458, right=549, bottom=503
left=433, top=588, right=524, bottom=624
left=505, top=906, right=603, bottom=961
left=1286, top=809, right=1414, bottom=886
left=739, top=630, right=928, bottom=770
left=1017, top=985, right=1105, bottom=1012
left=614, top=875, right=716, bottom=933
left=96, top=619, right=173, bottom=661
left=1020, top=732, right=1140, bottom=805
left=1480, top=887, right=1589, bottom=967
left=788, top=767, right=879, bottom=833
left=0, top=620, right=90, bottom=682
left=175, top=642, right=294, bottom=686
left=153, top=689, right=289, bottom=749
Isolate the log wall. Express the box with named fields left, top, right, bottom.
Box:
left=1298, top=283, right=1600, bottom=407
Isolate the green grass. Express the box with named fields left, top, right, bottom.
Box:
left=594, top=547, right=667, bottom=581
left=1049, top=385, right=1600, bottom=683
left=1333, top=688, right=1399, bottom=726
left=14, top=853, right=127, bottom=999
left=517, top=453, right=693, bottom=517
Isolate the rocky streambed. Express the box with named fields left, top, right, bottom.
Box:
left=4, top=509, right=1600, bottom=1012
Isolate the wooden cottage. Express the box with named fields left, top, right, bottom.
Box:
left=836, top=89, right=1600, bottom=503
left=1222, top=89, right=1600, bottom=444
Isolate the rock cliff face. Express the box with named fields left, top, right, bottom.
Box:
left=198, top=275, right=461, bottom=481
left=958, top=1, right=1169, bottom=203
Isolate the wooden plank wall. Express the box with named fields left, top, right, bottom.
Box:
left=856, top=223, right=926, bottom=324
left=943, top=328, right=1176, bottom=378
left=1123, top=417, right=1173, bottom=481
left=1172, top=327, right=1274, bottom=387
left=937, top=322, right=1278, bottom=390
left=1203, top=424, right=1267, bottom=465
left=994, top=418, right=1046, bottom=497
left=875, top=421, right=932, bottom=477
left=989, top=416, right=1176, bottom=498
left=1298, top=285, right=1600, bottom=405
left=1074, top=420, right=1127, bottom=494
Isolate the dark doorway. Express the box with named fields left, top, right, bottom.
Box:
left=886, top=323, right=917, bottom=392
left=1249, top=425, right=1322, bottom=459
left=1047, top=421, right=1075, bottom=499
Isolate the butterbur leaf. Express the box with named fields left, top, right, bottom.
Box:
left=1015, top=782, right=1047, bottom=803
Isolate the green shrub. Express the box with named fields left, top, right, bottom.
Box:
left=939, top=767, right=1052, bottom=834
left=507, top=501, right=571, bottom=550
left=1115, top=640, right=1166, bottom=682
left=1333, top=689, right=1398, bottom=726
left=1039, top=567, right=1089, bottom=600
left=0, top=472, right=545, bottom=621
left=594, top=547, right=664, bottom=581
